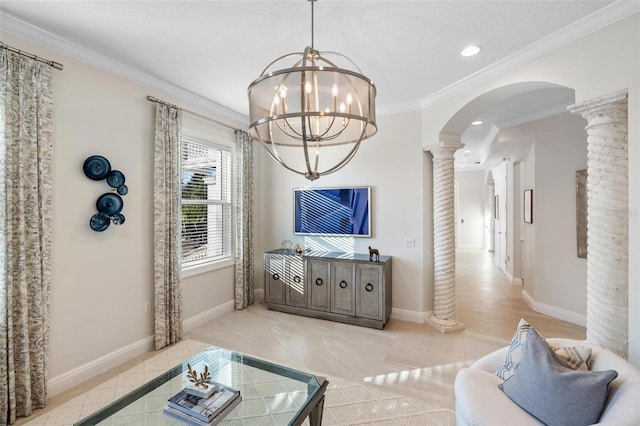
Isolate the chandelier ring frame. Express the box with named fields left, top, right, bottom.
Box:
left=248, top=65, right=377, bottom=97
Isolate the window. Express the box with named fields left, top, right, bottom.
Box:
left=181, top=137, right=232, bottom=270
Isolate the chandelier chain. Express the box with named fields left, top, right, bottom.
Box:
left=310, top=0, right=315, bottom=51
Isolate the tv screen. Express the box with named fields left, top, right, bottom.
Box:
left=294, top=187, right=371, bottom=237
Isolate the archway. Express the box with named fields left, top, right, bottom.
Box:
left=426, top=81, right=574, bottom=333
left=427, top=83, right=629, bottom=359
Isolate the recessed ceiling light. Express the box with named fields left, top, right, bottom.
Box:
left=461, top=45, right=481, bottom=57
left=464, top=150, right=471, bottom=153
left=471, top=120, right=483, bottom=126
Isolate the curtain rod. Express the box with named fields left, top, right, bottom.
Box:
left=0, top=42, right=64, bottom=71
left=146, top=95, right=241, bottom=132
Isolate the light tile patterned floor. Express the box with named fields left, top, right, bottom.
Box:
left=24, top=340, right=456, bottom=425
left=19, top=248, right=585, bottom=425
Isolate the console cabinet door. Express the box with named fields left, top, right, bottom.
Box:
left=264, top=255, right=286, bottom=304
left=356, top=264, right=383, bottom=320
left=307, top=260, right=330, bottom=311
left=285, top=256, right=306, bottom=307
left=331, top=262, right=355, bottom=315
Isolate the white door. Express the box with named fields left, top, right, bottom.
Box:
left=499, top=193, right=508, bottom=273
left=493, top=161, right=508, bottom=274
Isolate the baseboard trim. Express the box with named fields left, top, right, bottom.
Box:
left=48, top=335, right=154, bottom=397
left=49, top=300, right=236, bottom=397
left=390, top=308, right=427, bottom=324
left=506, top=271, right=514, bottom=283
left=522, top=289, right=586, bottom=327
left=183, top=299, right=235, bottom=332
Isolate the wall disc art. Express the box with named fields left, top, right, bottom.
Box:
left=84, top=155, right=128, bottom=232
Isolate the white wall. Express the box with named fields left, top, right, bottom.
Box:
left=259, top=110, right=430, bottom=321
left=455, top=170, right=485, bottom=248
left=501, top=112, right=588, bottom=322
left=534, top=113, right=588, bottom=318
left=1, top=30, right=251, bottom=394
left=421, top=13, right=640, bottom=365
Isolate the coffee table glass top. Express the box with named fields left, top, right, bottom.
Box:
left=74, top=346, right=326, bottom=425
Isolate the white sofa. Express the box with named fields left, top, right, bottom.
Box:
left=454, top=338, right=640, bottom=425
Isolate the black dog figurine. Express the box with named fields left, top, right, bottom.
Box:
left=368, top=246, right=380, bottom=262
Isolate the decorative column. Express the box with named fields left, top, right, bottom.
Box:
left=568, top=89, right=628, bottom=359
left=426, top=139, right=465, bottom=333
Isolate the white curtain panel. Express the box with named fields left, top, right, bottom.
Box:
left=234, top=131, right=254, bottom=309
left=0, top=49, right=54, bottom=424
left=153, top=104, right=183, bottom=350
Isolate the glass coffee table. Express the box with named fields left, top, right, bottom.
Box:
left=74, top=346, right=328, bottom=425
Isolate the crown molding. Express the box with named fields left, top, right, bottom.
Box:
left=1, top=12, right=248, bottom=127
left=419, top=0, right=640, bottom=109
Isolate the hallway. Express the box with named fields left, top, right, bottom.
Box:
left=456, top=248, right=585, bottom=345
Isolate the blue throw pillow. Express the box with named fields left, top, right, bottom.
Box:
left=499, top=329, right=618, bottom=426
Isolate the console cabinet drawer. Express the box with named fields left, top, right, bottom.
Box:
left=356, top=264, right=384, bottom=320
left=264, top=255, right=286, bottom=305
left=285, top=256, right=306, bottom=308
left=308, top=260, right=330, bottom=312
left=264, top=253, right=305, bottom=307
left=331, top=262, right=355, bottom=315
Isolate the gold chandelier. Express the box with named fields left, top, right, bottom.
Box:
left=247, top=0, right=377, bottom=181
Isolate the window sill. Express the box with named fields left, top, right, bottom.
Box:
left=182, top=258, right=235, bottom=278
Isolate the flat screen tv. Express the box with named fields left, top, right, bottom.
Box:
left=294, top=187, right=371, bottom=237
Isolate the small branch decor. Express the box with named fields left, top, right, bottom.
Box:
left=186, top=364, right=212, bottom=389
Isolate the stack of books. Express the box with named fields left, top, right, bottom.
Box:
left=163, top=381, right=241, bottom=425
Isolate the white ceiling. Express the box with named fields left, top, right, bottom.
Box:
left=0, top=0, right=629, bottom=170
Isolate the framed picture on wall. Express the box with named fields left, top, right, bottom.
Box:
left=524, top=189, right=533, bottom=223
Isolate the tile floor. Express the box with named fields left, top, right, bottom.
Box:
left=19, top=248, right=586, bottom=424
left=185, top=248, right=585, bottom=409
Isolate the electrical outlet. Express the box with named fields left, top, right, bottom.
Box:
left=144, top=301, right=151, bottom=313
left=404, top=237, right=416, bottom=247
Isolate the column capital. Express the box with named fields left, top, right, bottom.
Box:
left=568, top=89, right=628, bottom=117
left=425, top=134, right=464, bottom=158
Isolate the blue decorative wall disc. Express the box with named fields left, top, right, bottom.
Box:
left=83, top=155, right=111, bottom=180
left=106, top=170, right=125, bottom=188
left=96, top=193, right=124, bottom=216
left=90, top=213, right=111, bottom=232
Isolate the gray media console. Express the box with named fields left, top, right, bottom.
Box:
left=263, top=249, right=392, bottom=329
